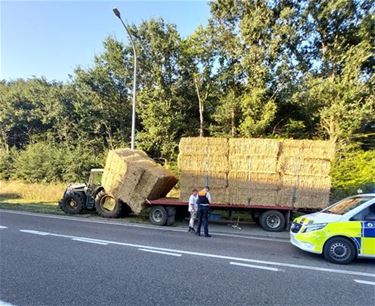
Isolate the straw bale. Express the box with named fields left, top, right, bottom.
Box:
left=281, top=175, right=331, bottom=190
left=229, top=138, right=280, bottom=156
left=228, top=171, right=280, bottom=190
left=179, top=137, right=229, bottom=156
left=102, top=149, right=178, bottom=214
left=229, top=155, right=278, bottom=173
left=102, top=150, right=146, bottom=204
left=280, top=139, right=335, bottom=161
left=180, top=171, right=227, bottom=187
left=277, top=188, right=329, bottom=209
left=278, top=156, right=331, bottom=176
left=180, top=187, right=228, bottom=204
left=228, top=187, right=278, bottom=206
left=178, top=154, right=229, bottom=172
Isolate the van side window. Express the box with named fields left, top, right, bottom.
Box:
left=351, top=204, right=375, bottom=221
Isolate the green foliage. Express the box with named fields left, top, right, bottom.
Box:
left=0, top=148, right=18, bottom=180
left=331, top=150, right=375, bottom=200
left=10, top=143, right=103, bottom=183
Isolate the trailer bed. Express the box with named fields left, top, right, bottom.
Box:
left=147, top=197, right=294, bottom=211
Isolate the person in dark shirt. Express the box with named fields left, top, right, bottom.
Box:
left=196, top=186, right=212, bottom=237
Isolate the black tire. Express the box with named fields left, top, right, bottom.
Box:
left=149, top=206, right=168, bottom=226
left=166, top=214, right=175, bottom=226
left=259, top=210, right=285, bottom=232
left=95, top=191, right=123, bottom=218
left=251, top=211, right=260, bottom=225
left=59, top=192, right=85, bottom=215
left=323, top=237, right=356, bottom=264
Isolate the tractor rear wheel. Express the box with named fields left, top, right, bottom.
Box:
left=59, top=192, right=85, bottom=215
left=95, top=191, right=123, bottom=218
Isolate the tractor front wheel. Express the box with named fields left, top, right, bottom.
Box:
left=59, top=192, right=85, bottom=215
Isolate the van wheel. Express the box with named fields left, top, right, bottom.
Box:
left=259, top=210, right=285, bottom=232
left=323, top=237, right=356, bottom=264
left=149, top=206, right=168, bottom=226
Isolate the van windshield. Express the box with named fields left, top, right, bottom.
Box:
left=322, top=196, right=373, bottom=215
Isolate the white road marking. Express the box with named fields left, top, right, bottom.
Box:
left=19, top=228, right=375, bottom=278
left=0, top=300, right=17, bottom=306
left=0, top=226, right=8, bottom=229
left=19, top=230, right=49, bottom=236
left=2, top=209, right=287, bottom=243
left=138, top=248, right=182, bottom=257
left=72, top=238, right=108, bottom=245
left=354, top=279, right=375, bottom=286
left=230, top=261, right=279, bottom=271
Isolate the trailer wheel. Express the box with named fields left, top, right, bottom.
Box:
left=259, top=210, right=285, bottom=232
left=149, top=206, right=168, bottom=226
left=59, top=192, right=85, bottom=215
left=95, top=191, right=123, bottom=218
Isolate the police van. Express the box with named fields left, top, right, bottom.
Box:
left=290, top=194, right=375, bottom=264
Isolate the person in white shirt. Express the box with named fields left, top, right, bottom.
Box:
left=188, top=188, right=198, bottom=232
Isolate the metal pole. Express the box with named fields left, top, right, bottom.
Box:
left=113, top=8, right=137, bottom=150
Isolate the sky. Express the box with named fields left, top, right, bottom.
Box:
left=1, top=0, right=210, bottom=82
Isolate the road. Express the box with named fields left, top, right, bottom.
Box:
left=0, top=210, right=374, bottom=306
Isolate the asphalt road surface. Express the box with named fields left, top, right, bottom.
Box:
left=1, top=210, right=374, bottom=306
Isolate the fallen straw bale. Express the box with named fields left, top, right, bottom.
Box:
left=102, top=149, right=177, bottom=214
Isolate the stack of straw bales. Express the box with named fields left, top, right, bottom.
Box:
left=277, top=140, right=335, bottom=209
left=178, top=137, right=335, bottom=209
left=102, top=149, right=178, bottom=214
left=178, top=137, right=229, bottom=203
left=228, top=138, right=281, bottom=206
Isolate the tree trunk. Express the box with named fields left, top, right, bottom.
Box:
left=193, top=74, right=204, bottom=137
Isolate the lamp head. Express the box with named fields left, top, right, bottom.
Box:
left=113, top=8, right=121, bottom=18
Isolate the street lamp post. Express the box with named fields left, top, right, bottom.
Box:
left=113, top=8, right=137, bottom=150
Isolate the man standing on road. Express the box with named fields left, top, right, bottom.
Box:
left=196, top=186, right=211, bottom=237
left=188, top=188, right=198, bottom=232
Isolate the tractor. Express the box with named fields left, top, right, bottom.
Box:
left=58, top=168, right=127, bottom=218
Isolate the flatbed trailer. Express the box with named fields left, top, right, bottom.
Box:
left=146, top=198, right=295, bottom=232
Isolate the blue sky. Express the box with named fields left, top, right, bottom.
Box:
left=1, top=0, right=210, bottom=82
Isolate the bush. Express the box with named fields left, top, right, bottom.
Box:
left=12, top=142, right=104, bottom=183
left=0, top=148, right=18, bottom=180
left=331, top=150, right=375, bottom=200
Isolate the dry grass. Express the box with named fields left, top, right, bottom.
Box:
left=0, top=180, right=65, bottom=203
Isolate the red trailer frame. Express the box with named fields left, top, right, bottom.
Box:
left=146, top=197, right=295, bottom=232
